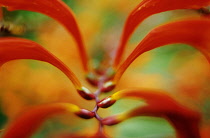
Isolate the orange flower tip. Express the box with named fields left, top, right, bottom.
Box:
left=101, top=81, right=116, bottom=93
left=77, top=87, right=95, bottom=100
left=75, top=109, right=95, bottom=119
left=93, top=66, right=105, bottom=75
left=101, top=116, right=121, bottom=126
left=97, top=96, right=116, bottom=108
left=86, top=72, right=99, bottom=86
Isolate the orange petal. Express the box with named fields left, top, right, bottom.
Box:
left=0, top=37, right=82, bottom=89
left=114, top=18, right=210, bottom=83
left=0, top=0, right=88, bottom=72
left=102, top=89, right=201, bottom=138
left=114, top=0, right=210, bottom=67
left=0, top=7, right=2, bottom=20
left=2, top=103, right=80, bottom=138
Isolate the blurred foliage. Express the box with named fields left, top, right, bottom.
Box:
left=140, top=44, right=197, bottom=75
left=115, top=117, right=175, bottom=138
left=0, top=107, right=7, bottom=129
left=2, top=8, right=46, bottom=40
left=203, top=99, right=210, bottom=120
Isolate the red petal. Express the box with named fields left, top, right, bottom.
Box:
left=114, top=19, right=210, bottom=83
left=0, top=7, right=2, bottom=20
left=2, top=103, right=80, bottom=138
left=114, top=0, right=210, bottom=67
left=103, top=89, right=201, bottom=138
left=0, top=0, right=88, bottom=71
left=0, top=37, right=82, bottom=89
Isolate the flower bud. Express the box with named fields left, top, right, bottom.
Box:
left=101, top=81, right=115, bottom=92
left=98, top=96, right=116, bottom=108
left=102, top=116, right=121, bottom=126
left=105, top=67, right=115, bottom=79
left=77, top=87, right=95, bottom=100
left=86, top=72, right=99, bottom=86
left=75, top=109, right=95, bottom=119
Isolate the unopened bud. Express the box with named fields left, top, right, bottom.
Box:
left=98, top=96, right=116, bottom=108
left=105, top=67, right=115, bottom=79
left=75, top=109, right=95, bottom=119
left=102, top=116, right=121, bottom=126
left=86, top=72, right=98, bottom=86
left=101, top=81, right=115, bottom=92
left=77, top=87, right=95, bottom=100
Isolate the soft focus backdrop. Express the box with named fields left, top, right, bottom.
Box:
left=0, top=0, right=210, bottom=137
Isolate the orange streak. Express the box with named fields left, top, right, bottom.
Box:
left=111, top=89, right=201, bottom=138
left=2, top=103, right=80, bottom=138
left=0, top=37, right=82, bottom=89
left=0, top=7, right=2, bottom=20
left=113, top=19, right=210, bottom=84
left=0, top=0, right=88, bottom=72
left=113, top=0, right=210, bottom=68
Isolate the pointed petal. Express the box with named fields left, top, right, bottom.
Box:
left=102, top=89, right=201, bottom=138
left=2, top=103, right=81, bottom=138
left=0, top=0, right=88, bottom=71
left=0, top=37, right=82, bottom=89
left=114, top=19, right=210, bottom=83
left=114, top=0, right=210, bottom=67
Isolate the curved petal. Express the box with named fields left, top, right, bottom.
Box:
left=0, top=37, right=82, bottom=89
left=113, top=19, right=210, bottom=83
left=0, top=0, right=88, bottom=71
left=114, top=0, right=210, bottom=67
left=0, top=7, right=2, bottom=20
left=2, top=103, right=82, bottom=138
left=101, top=89, right=201, bottom=138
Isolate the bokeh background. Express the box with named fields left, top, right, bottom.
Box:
left=0, top=0, right=210, bottom=137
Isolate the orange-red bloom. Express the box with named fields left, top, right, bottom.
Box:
left=2, top=103, right=94, bottom=138
left=0, top=0, right=209, bottom=138
left=114, top=0, right=210, bottom=67
left=113, top=18, right=210, bottom=84
left=0, top=0, right=88, bottom=71
left=0, top=37, right=82, bottom=89
left=101, top=89, right=201, bottom=138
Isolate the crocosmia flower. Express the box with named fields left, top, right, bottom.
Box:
left=0, top=0, right=210, bottom=138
